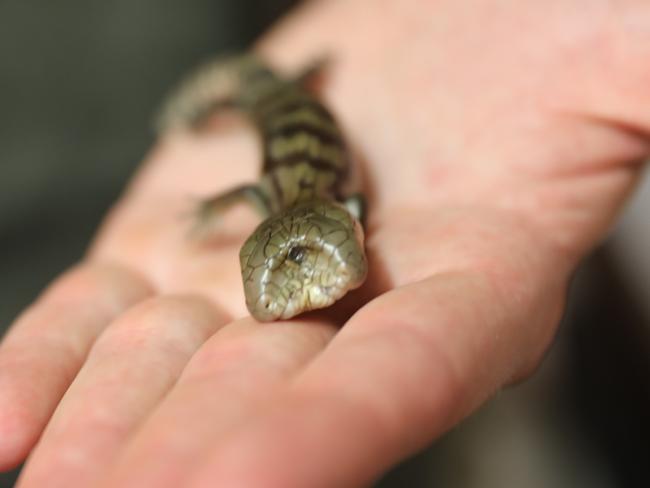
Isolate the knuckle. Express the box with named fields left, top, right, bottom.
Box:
left=41, top=262, right=153, bottom=311
left=92, top=295, right=220, bottom=356
left=187, top=334, right=258, bottom=377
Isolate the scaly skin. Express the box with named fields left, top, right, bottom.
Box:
left=157, top=54, right=367, bottom=321
left=240, top=200, right=366, bottom=321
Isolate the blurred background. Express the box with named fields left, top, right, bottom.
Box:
left=0, top=1, right=648, bottom=486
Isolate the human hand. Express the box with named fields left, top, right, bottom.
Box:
left=2, top=0, right=649, bottom=486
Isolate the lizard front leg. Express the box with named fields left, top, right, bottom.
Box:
left=190, top=184, right=271, bottom=238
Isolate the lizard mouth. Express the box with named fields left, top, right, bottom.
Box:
left=268, top=267, right=357, bottom=320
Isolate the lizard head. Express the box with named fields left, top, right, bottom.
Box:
left=239, top=200, right=367, bottom=321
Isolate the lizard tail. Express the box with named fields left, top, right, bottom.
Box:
left=154, top=53, right=275, bottom=134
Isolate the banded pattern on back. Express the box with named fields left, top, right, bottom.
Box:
left=249, top=82, right=350, bottom=210
left=156, top=53, right=367, bottom=321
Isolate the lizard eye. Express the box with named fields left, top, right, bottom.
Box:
left=287, top=245, right=307, bottom=264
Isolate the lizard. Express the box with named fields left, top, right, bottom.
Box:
left=156, top=54, right=368, bottom=321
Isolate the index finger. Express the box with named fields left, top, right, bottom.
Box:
left=187, top=242, right=568, bottom=487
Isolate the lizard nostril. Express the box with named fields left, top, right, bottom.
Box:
left=258, top=295, right=273, bottom=311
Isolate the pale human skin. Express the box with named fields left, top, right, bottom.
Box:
left=2, top=0, right=650, bottom=486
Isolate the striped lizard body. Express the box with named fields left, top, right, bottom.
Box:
left=157, top=54, right=367, bottom=321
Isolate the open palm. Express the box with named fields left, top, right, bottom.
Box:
left=2, top=1, right=649, bottom=486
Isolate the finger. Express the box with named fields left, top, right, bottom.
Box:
left=0, top=263, right=152, bottom=471
left=101, top=316, right=336, bottom=488
left=188, top=260, right=569, bottom=487
left=15, top=295, right=228, bottom=488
